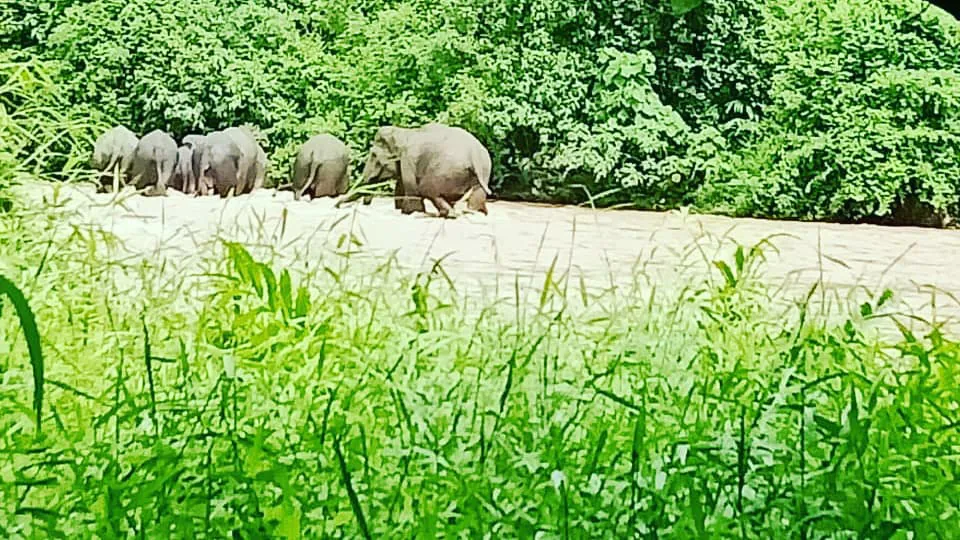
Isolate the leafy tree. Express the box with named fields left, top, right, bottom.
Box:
left=1, top=0, right=959, bottom=223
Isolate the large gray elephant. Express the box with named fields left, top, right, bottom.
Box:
left=291, top=134, right=351, bottom=201
left=221, top=126, right=265, bottom=195
left=128, top=129, right=178, bottom=197
left=91, top=125, right=139, bottom=193
left=361, top=122, right=492, bottom=217
left=197, top=130, right=244, bottom=197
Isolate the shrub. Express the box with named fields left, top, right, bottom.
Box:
left=697, top=0, right=960, bottom=223
left=29, top=0, right=770, bottom=203
left=4, top=0, right=960, bottom=221
left=0, top=51, right=107, bottom=209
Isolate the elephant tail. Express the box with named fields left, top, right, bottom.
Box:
left=471, top=148, right=493, bottom=196
left=104, top=153, right=121, bottom=174
left=305, top=160, right=323, bottom=196
left=154, top=155, right=162, bottom=188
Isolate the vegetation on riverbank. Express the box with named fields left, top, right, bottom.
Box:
left=3, top=0, right=960, bottom=223
left=2, top=2, right=959, bottom=536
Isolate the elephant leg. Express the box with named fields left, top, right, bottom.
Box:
left=96, top=171, right=111, bottom=193
left=292, top=158, right=313, bottom=201
left=247, top=161, right=260, bottom=194
left=399, top=196, right=426, bottom=215
left=157, top=157, right=174, bottom=196
left=395, top=178, right=425, bottom=214
left=394, top=178, right=404, bottom=210
left=398, top=156, right=425, bottom=214
left=254, top=160, right=265, bottom=190
left=120, top=155, right=134, bottom=186
left=112, top=162, right=121, bottom=194
left=336, top=166, right=349, bottom=195
left=142, top=161, right=161, bottom=196
left=235, top=163, right=249, bottom=195
left=219, top=176, right=236, bottom=198
left=429, top=196, right=455, bottom=218
left=466, top=186, right=488, bottom=215
left=158, top=158, right=171, bottom=193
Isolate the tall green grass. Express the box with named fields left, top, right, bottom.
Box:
left=0, top=193, right=957, bottom=538
left=1, top=52, right=108, bottom=209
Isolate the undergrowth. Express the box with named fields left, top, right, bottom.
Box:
left=0, top=193, right=958, bottom=538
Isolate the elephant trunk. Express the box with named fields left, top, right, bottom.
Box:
left=362, top=152, right=386, bottom=184
left=105, top=153, right=121, bottom=174
left=360, top=155, right=374, bottom=183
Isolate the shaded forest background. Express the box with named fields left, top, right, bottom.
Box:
left=2, top=0, right=959, bottom=223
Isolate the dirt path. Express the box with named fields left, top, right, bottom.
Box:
left=25, top=183, right=960, bottom=337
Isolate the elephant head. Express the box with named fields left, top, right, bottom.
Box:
left=361, top=127, right=401, bottom=183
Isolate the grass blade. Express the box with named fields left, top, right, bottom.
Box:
left=0, top=273, right=44, bottom=433
left=334, top=434, right=372, bottom=540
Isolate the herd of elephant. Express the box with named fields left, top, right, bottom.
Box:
left=90, top=122, right=493, bottom=218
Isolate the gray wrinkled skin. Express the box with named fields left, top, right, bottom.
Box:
left=198, top=131, right=244, bottom=197
left=221, top=126, right=265, bottom=195
left=91, top=125, right=139, bottom=192
left=129, top=129, right=178, bottom=197
left=171, top=145, right=199, bottom=194
left=182, top=134, right=206, bottom=149
left=361, top=122, right=492, bottom=218
left=254, top=144, right=267, bottom=190
left=291, top=133, right=351, bottom=201
left=182, top=134, right=207, bottom=194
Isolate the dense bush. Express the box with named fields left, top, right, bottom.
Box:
left=2, top=0, right=959, bottom=219
left=4, top=0, right=766, bottom=204
left=696, top=0, right=960, bottom=224
left=0, top=52, right=108, bottom=210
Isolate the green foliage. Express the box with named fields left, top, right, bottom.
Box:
left=698, top=0, right=960, bottom=223
left=3, top=0, right=960, bottom=217
left=2, top=1, right=960, bottom=535
left=4, top=0, right=770, bottom=204
left=1, top=198, right=959, bottom=536
left=0, top=51, right=108, bottom=210
left=547, top=48, right=720, bottom=209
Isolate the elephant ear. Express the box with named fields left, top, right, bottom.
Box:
left=369, top=146, right=384, bottom=164
left=374, top=127, right=400, bottom=159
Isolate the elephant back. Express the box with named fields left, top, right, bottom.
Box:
left=438, top=125, right=492, bottom=195
left=307, top=133, right=349, bottom=162
left=138, top=129, right=178, bottom=158
left=223, top=126, right=264, bottom=192
left=92, top=125, right=139, bottom=169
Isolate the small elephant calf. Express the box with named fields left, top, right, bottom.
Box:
left=170, top=145, right=200, bottom=195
